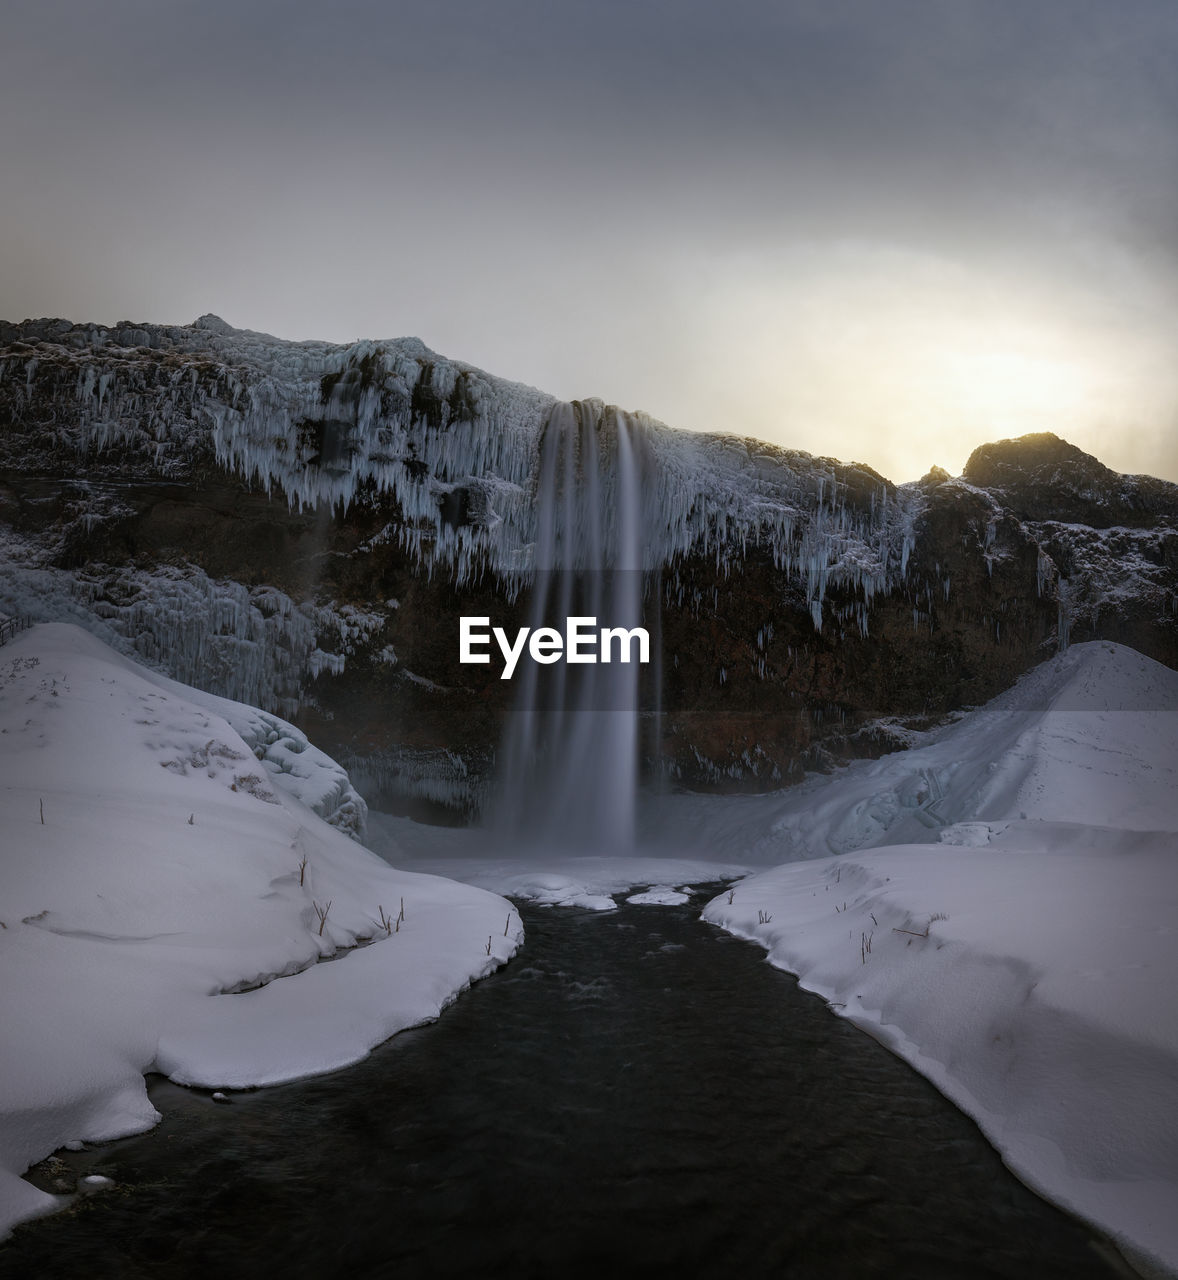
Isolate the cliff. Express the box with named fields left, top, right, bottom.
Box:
left=2, top=316, right=1175, bottom=818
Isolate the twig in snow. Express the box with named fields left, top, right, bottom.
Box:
left=313, top=900, right=332, bottom=936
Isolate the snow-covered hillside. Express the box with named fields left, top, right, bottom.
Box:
left=642, top=639, right=1178, bottom=860
left=0, top=624, right=521, bottom=1239
left=699, top=642, right=1178, bottom=1277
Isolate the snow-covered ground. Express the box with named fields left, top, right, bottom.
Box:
left=0, top=624, right=520, bottom=1239
left=5, top=624, right=1176, bottom=1275
left=691, top=642, right=1178, bottom=1278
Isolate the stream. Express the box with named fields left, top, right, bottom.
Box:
left=1, top=890, right=1127, bottom=1279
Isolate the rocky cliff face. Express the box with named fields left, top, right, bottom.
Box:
left=2, top=316, right=1175, bottom=820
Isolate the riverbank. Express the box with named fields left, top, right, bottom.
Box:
left=0, top=625, right=519, bottom=1239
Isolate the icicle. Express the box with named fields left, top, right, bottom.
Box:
left=1057, top=579, right=1072, bottom=652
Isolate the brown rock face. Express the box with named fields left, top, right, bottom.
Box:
left=963, top=432, right=1178, bottom=528
left=2, top=318, right=1176, bottom=820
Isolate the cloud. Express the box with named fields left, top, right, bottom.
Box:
left=2, top=0, right=1175, bottom=479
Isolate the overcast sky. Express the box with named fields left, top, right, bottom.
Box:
left=3, top=0, right=1176, bottom=482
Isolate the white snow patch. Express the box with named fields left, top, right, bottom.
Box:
left=0, top=624, right=520, bottom=1239
left=626, top=885, right=692, bottom=906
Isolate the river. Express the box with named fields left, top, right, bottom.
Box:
left=1, top=890, right=1127, bottom=1279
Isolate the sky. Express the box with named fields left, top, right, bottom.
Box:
left=2, top=0, right=1176, bottom=483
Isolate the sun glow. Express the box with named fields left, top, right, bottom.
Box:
left=655, top=242, right=1172, bottom=483
left=929, top=340, right=1108, bottom=439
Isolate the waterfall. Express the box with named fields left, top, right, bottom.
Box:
left=493, top=401, right=648, bottom=852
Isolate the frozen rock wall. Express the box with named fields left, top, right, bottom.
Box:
left=2, top=316, right=1176, bottom=815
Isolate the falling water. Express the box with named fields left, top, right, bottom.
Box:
left=493, top=401, right=647, bottom=852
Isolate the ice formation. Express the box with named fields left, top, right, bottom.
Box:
left=0, top=531, right=364, bottom=725
left=348, top=746, right=487, bottom=820
left=1, top=318, right=926, bottom=624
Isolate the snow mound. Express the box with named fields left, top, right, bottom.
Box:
left=701, top=641, right=1178, bottom=1277
left=144, top=673, right=370, bottom=841
left=626, top=885, right=693, bottom=906
left=0, top=624, right=521, bottom=1239
left=646, top=641, right=1178, bottom=864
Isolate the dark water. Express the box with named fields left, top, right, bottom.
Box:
left=2, top=892, right=1127, bottom=1280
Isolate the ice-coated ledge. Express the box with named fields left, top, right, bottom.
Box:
left=1, top=316, right=924, bottom=624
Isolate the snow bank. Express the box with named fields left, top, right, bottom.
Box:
left=0, top=624, right=520, bottom=1238
left=139, top=670, right=370, bottom=842
left=702, top=642, right=1178, bottom=1277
